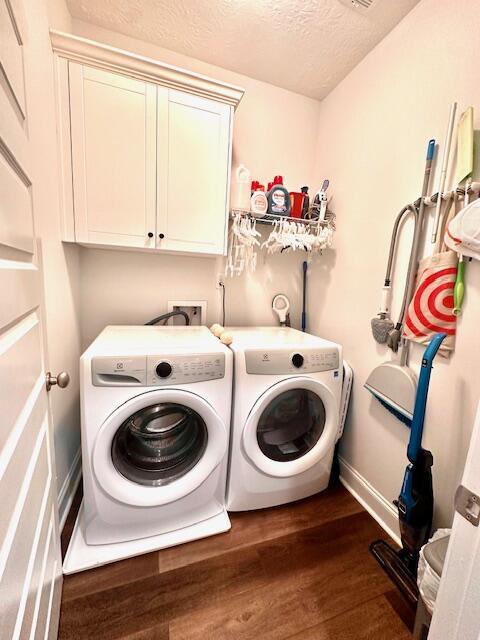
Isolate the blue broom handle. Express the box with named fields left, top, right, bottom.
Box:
left=407, top=333, right=447, bottom=463
left=426, top=138, right=436, bottom=162
left=301, top=261, right=307, bottom=332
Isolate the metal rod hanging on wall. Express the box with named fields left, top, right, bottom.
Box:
left=414, top=182, right=480, bottom=209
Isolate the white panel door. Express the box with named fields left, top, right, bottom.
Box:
left=157, top=89, right=232, bottom=255
left=0, top=1, right=62, bottom=638
left=69, top=63, right=157, bottom=248
left=429, top=400, right=480, bottom=640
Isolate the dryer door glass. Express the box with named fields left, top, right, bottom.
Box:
left=256, top=389, right=325, bottom=462
left=111, top=403, right=208, bottom=486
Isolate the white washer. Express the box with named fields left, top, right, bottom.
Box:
left=226, top=327, right=342, bottom=511
left=67, top=326, right=232, bottom=571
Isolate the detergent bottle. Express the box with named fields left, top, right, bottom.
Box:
left=231, top=164, right=251, bottom=211
left=267, top=175, right=291, bottom=216
left=250, top=182, right=268, bottom=217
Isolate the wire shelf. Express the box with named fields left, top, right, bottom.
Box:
left=227, top=206, right=336, bottom=277
left=230, top=208, right=336, bottom=230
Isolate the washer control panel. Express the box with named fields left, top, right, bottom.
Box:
left=146, top=354, right=225, bottom=385
left=245, top=348, right=339, bottom=375
left=92, top=353, right=225, bottom=386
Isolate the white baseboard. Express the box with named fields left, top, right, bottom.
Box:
left=58, top=448, right=82, bottom=532
left=338, top=455, right=401, bottom=546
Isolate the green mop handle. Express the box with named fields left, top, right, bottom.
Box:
left=453, top=177, right=471, bottom=316
left=453, top=259, right=465, bottom=316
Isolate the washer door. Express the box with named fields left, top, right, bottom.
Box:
left=93, top=389, right=227, bottom=507
left=243, top=377, right=338, bottom=478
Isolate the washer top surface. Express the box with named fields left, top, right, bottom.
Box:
left=225, top=327, right=339, bottom=352
left=83, top=325, right=228, bottom=357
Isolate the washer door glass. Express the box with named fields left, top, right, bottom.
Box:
left=111, top=402, right=208, bottom=486
left=256, top=388, right=326, bottom=462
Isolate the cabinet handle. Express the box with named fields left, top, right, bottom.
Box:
left=159, top=233, right=165, bottom=239
left=147, top=232, right=154, bottom=238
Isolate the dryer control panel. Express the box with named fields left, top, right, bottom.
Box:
left=245, top=348, right=339, bottom=375
left=91, top=354, right=225, bottom=386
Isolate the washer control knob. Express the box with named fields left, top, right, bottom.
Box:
left=292, top=353, right=304, bottom=368
left=155, top=361, right=172, bottom=378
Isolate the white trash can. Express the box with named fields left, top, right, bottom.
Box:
left=413, top=531, right=450, bottom=640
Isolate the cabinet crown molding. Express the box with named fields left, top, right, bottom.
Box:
left=50, top=30, right=245, bottom=109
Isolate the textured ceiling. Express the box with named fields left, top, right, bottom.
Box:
left=66, top=0, right=419, bottom=100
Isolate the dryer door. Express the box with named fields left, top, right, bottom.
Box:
left=243, top=377, right=338, bottom=478
left=92, top=389, right=228, bottom=506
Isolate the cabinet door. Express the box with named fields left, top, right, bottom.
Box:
left=157, top=89, right=232, bottom=255
left=69, top=63, right=157, bottom=248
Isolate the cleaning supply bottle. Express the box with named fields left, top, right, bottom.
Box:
left=301, top=186, right=310, bottom=218
left=267, top=175, right=291, bottom=216
left=250, top=183, right=268, bottom=217
left=231, top=164, right=251, bottom=211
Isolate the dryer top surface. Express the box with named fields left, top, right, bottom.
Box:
left=225, top=327, right=340, bottom=353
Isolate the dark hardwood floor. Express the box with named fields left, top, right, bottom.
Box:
left=59, top=484, right=413, bottom=639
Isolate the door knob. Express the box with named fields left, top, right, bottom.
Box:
left=46, top=371, right=70, bottom=392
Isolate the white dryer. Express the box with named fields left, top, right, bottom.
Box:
left=226, top=327, right=342, bottom=511
left=78, top=326, right=232, bottom=552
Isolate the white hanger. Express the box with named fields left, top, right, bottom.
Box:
left=228, top=211, right=335, bottom=274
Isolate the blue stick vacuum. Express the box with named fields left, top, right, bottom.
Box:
left=370, top=333, right=446, bottom=608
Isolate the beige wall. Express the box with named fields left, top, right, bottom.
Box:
left=29, top=0, right=82, bottom=515
left=312, top=0, right=480, bottom=527
left=47, top=2, right=479, bottom=533
left=70, top=21, right=322, bottom=347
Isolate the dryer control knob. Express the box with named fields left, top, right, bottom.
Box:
left=156, top=361, right=172, bottom=378
left=292, top=353, right=304, bottom=368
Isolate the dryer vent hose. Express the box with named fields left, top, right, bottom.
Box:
left=145, top=311, right=190, bottom=326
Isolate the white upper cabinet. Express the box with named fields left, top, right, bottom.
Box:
left=156, top=89, right=231, bottom=254
left=52, top=31, right=243, bottom=256
left=70, top=64, right=157, bottom=248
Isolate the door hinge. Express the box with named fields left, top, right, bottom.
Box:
left=455, top=484, right=480, bottom=527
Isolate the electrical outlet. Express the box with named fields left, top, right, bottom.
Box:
left=216, top=273, right=225, bottom=289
